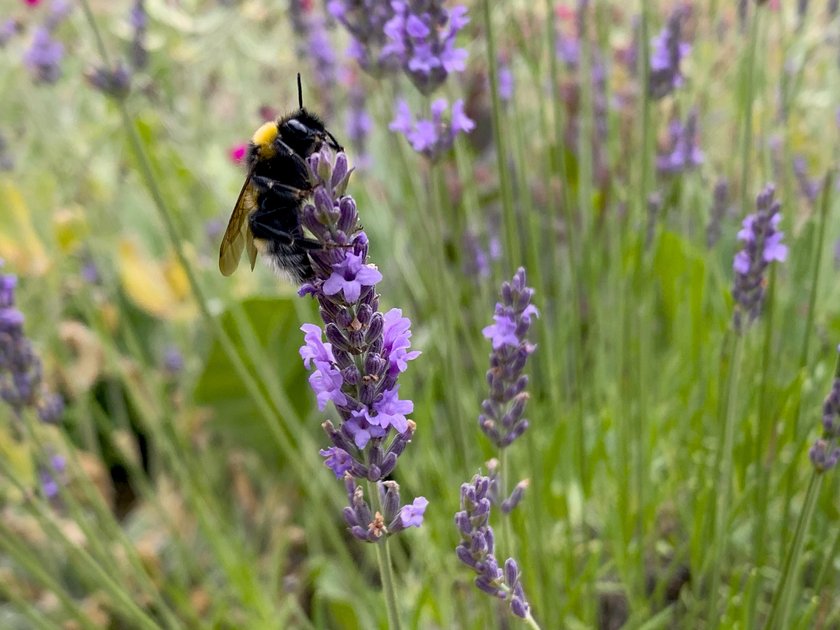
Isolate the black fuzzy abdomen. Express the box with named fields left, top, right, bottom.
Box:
left=265, top=238, right=314, bottom=284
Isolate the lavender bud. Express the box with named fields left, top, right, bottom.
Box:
left=501, top=479, right=529, bottom=514
left=732, top=184, right=787, bottom=333
left=378, top=453, right=398, bottom=477
left=475, top=576, right=507, bottom=598
left=380, top=480, right=400, bottom=522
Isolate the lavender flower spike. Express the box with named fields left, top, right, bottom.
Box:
left=455, top=475, right=534, bottom=621
left=649, top=8, right=691, bottom=100
left=1, top=264, right=64, bottom=424
left=480, top=268, right=538, bottom=448
left=328, top=0, right=400, bottom=76
left=382, top=0, right=469, bottom=94
left=811, top=353, right=840, bottom=473
left=732, top=184, right=787, bottom=333
left=299, top=146, right=425, bottom=542
left=389, top=97, right=474, bottom=162
left=706, top=178, right=730, bottom=248
left=656, top=109, right=703, bottom=176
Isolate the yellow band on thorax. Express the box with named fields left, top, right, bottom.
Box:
left=251, top=122, right=278, bottom=158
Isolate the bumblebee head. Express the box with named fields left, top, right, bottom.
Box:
left=250, top=121, right=279, bottom=161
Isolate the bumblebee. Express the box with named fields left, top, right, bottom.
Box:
left=219, top=76, right=343, bottom=283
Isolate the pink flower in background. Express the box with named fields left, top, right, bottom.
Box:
left=24, top=0, right=42, bottom=6
left=229, top=143, right=247, bottom=164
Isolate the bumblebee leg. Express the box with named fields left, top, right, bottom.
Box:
left=250, top=175, right=308, bottom=199
left=249, top=212, right=295, bottom=244
left=249, top=209, right=322, bottom=251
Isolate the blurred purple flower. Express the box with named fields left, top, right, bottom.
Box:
left=40, top=453, right=66, bottom=499
left=129, top=0, right=148, bottom=70
left=86, top=61, right=132, bottom=99
left=0, top=19, right=21, bottom=48
left=346, top=77, right=372, bottom=165
left=382, top=1, right=469, bottom=94
left=649, top=8, right=690, bottom=100
left=706, top=178, right=730, bottom=248
left=1, top=264, right=66, bottom=496
left=792, top=155, right=819, bottom=204
left=732, top=184, right=787, bottom=333
left=328, top=0, right=400, bottom=76
left=0, top=268, right=62, bottom=419
left=389, top=97, right=474, bottom=161
left=290, top=0, right=337, bottom=115
left=479, top=268, right=537, bottom=449
left=24, top=26, right=64, bottom=83
left=298, top=146, right=425, bottom=541
left=811, top=351, right=840, bottom=472
left=656, top=109, right=703, bottom=175
left=163, top=346, right=184, bottom=375
left=498, top=63, right=514, bottom=102
left=455, top=475, right=533, bottom=620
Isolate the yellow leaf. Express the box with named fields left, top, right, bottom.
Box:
left=0, top=179, right=51, bottom=275
left=117, top=239, right=195, bottom=320
left=52, top=206, right=89, bottom=254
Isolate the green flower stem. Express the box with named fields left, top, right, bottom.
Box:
left=767, top=350, right=840, bottom=628
left=370, top=481, right=403, bottom=630
left=765, top=470, right=823, bottom=630
left=776, top=172, right=835, bottom=571
left=738, top=6, right=761, bottom=214
left=499, top=447, right=515, bottom=560
left=705, top=331, right=744, bottom=622
left=746, top=267, right=777, bottom=625
left=482, top=0, right=520, bottom=268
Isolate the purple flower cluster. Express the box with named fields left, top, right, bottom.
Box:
left=297, top=146, right=426, bottom=541
left=792, top=156, right=819, bottom=205
left=40, top=453, right=67, bottom=499
left=811, top=364, right=840, bottom=472
left=1, top=263, right=65, bottom=499
left=455, top=475, right=532, bottom=620
left=22, top=0, right=71, bottom=84
left=328, top=0, right=400, bottom=76
left=656, top=109, right=703, bottom=175
left=649, top=8, right=691, bottom=100
left=129, top=0, right=148, bottom=70
left=290, top=0, right=337, bottom=116
left=381, top=0, right=469, bottom=94
left=1, top=266, right=63, bottom=424
left=345, top=76, right=372, bottom=166
left=479, top=268, right=538, bottom=448
left=389, top=98, right=474, bottom=161
left=343, top=477, right=429, bottom=542
left=24, top=28, right=63, bottom=84
left=87, top=1, right=149, bottom=98
left=706, top=178, right=730, bottom=248
left=0, top=19, right=22, bottom=48
left=732, top=184, right=787, bottom=333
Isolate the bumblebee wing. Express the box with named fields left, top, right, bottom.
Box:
left=246, top=228, right=258, bottom=271
left=219, top=171, right=257, bottom=276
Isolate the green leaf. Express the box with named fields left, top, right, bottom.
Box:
left=194, top=297, right=310, bottom=463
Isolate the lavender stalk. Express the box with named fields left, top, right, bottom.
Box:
left=298, top=146, right=426, bottom=627
left=456, top=268, right=539, bottom=627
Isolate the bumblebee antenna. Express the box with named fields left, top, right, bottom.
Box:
left=297, top=73, right=303, bottom=109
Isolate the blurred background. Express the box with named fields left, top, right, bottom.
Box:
left=0, top=0, right=839, bottom=628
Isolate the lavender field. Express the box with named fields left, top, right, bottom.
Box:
left=1, top=0, right=839, bottom=628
